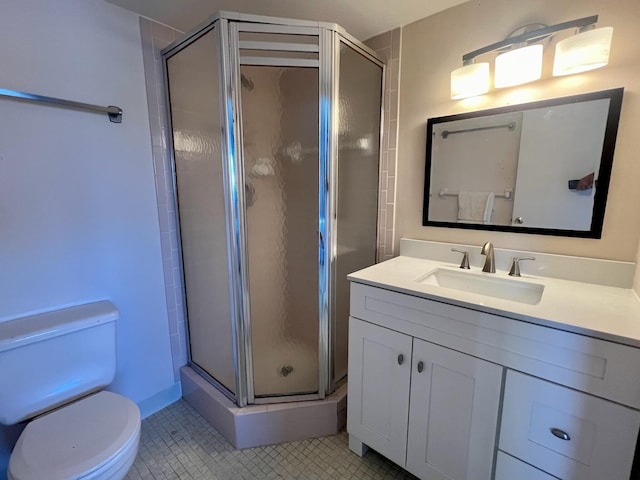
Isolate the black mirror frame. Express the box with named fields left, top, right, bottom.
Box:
left=422, top=87, right=624, bottom=238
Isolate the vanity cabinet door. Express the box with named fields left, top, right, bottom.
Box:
left=406, top=339, right=503, bottom=480
left=347, top=317, right=413, bottom=467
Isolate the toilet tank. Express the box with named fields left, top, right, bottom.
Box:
left=0, top=301, right=119, bottom=425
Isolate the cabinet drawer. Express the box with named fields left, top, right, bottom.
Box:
left=499, top=370, right=640, bottom=480
left=495, top=452, right=558, bottom=480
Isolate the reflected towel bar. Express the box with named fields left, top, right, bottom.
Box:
left=441, top=122, right=515, bottom=138
left=0, top=88, right=123, bottom=123
left=438, top=188, right=513, bottom=199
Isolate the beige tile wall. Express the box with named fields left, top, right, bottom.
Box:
left=635, top=246, right=640, bottom=295
left=140, top=17, right=187, bottom=380
left=365, top=28, right=402, bottom=260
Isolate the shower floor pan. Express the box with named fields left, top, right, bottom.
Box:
left=180, top=366, right=347, bottom=449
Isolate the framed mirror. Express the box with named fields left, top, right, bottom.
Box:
left=422, top=88, right=624, bottom=238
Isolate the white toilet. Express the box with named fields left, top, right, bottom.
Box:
left=0, top=301, right=141, bottom=480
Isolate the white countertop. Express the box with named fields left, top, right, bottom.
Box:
left=348, top=255, right=640, bottom=348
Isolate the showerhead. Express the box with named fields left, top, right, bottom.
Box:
left=241, top=73, right=254, bottom=91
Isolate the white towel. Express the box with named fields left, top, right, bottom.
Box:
left=457, top=192, right=495, bottom=223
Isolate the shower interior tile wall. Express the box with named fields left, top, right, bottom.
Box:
left=140, top=17, right=187, bottom=380
left=365, top=28, right=401, bottom=261
left=140, top=17, right=398, bottom=380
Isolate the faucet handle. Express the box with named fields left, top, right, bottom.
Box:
left=451, top=248, right=470, bottom=269
left=508, top=256, right=536, bottom=277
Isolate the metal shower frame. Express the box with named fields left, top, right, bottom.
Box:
left=162, top=11, right=384, bottom=407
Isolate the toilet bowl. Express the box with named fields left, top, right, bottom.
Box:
left=0, top=301, right=141, bottom=480
left=8, top=391, right=140, bottom=480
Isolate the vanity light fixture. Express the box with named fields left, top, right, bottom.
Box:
left=451, top=61, right=490, bottom=99
left=450, top=15, right=613, bottom=99
left=494, top=44, right=543, bottom=88
left=553, top=25, right=613, bottom=76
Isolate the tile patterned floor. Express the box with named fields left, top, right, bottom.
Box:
left=126, top=400, right=417, bottom=480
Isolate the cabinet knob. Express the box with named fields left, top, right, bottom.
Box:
left=550, top=428, right=571, bottom=441
left=514, top=216, right=524, bottom=224
left=417, top=361, right=424, bottom=373
left=397, top=354, right=404, bottom=365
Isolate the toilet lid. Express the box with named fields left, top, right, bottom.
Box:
left=9, top=391, right=140, bottom=480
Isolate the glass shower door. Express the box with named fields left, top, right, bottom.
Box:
left=238, top=61, right=320, bottom=398
left=238, top=34, right=382, bottom=398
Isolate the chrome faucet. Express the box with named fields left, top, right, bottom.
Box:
left=480, top=242, right=495, bottom=273
left=451, top=248, right=470, bottom=269
left=508, top=256, right=536, bottom=277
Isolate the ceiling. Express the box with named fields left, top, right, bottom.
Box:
left=105, top=0, right=468, bottom=40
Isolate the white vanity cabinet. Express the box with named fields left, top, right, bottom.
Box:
left=347, top=281, right=640, bottom=480
left=348, top=317, right=502, bottom=480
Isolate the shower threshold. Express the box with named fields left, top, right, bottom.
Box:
left=180, top=366, right=347, bottom=449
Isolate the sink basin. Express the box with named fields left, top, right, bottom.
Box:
left=418, top=268, right=544, bottom=305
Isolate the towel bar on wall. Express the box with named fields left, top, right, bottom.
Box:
left=440, top=122, right=515, bottom=138
left=0, top=88, right=123, bottom=123
left=438, top=188, right=513, bottom=199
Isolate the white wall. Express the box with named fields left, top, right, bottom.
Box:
left=0, top=0, right=177, bottom=472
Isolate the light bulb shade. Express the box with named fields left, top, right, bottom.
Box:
left=553, top=27, right=613, bottom=76
left=450, top=62, right=490, bottom=99
left=494, top=45, right=543, bottom=88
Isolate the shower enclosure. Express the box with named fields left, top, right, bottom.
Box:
left=163, top=12, right=383, bottom=407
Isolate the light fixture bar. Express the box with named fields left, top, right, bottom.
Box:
left=462, top=15, right=598, bottom=62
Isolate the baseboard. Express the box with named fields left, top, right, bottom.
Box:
left=137, top=381, right=182, bottom=419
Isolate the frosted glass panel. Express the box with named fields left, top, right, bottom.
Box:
left=333, top=43, right=382, bottom=383
left=240, top=65, right=320, bottom=397
left=166, top=29, right=236, bottom=394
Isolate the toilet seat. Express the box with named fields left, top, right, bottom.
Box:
left=8, top=391, right=140, bottom=480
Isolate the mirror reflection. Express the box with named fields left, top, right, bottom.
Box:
left=423, top=88, right=623, bottom=238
